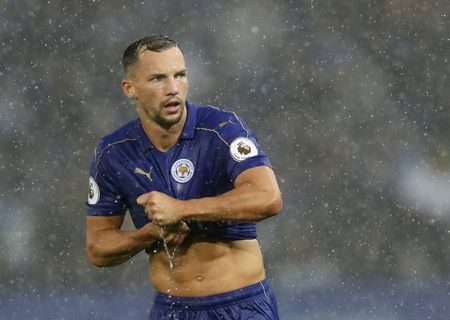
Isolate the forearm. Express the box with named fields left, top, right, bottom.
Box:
left=182, top=181, right=282, bottom=222
left=137, top=166, right=283, bottom=226
left=87, top=223, right=158, bottom=267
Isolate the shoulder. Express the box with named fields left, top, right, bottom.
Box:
left=194, top=104, right=251, bottom=143
left=196, top=104, right=238, bottom=126
left=94, top=119, right=140, bottom=160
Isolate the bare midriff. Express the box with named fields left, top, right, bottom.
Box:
left=149, top=237, right=266, bottom=297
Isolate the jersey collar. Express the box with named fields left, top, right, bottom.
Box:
left=180, top=100, right=197, bottom=140
left=135, top=100, right=197, bottom=152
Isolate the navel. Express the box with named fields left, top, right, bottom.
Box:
left=195, top=275, right=204, bottom=281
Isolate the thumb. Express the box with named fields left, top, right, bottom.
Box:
left=136, top=194, right=148, bottom=206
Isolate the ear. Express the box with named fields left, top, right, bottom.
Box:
left=122, top=79, right=137, bottom=100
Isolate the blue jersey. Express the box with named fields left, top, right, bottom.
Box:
left=86, top=101, right=271, bottom=240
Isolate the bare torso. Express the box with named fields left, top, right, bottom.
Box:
left=149, top=236, right=266, bottom=296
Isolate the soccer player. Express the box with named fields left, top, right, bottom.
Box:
left=86, top=35, right=283, bottom=319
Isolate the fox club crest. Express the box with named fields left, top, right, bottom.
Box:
left=171, top=159, right=195, bottom=183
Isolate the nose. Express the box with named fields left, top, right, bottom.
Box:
left=165, top=76, right=179, bottom=96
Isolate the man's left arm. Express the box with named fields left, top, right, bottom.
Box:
left=137, top=166, right=282, bottom=226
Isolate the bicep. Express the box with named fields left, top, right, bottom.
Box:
left=234, top=166, right=283, bottom=215
left=234, top=166, right=280, bottom=192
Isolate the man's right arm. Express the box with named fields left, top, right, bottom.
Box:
left=86, top=215, right=160, bottom=267
left=86, top=215, right=191, bottom=267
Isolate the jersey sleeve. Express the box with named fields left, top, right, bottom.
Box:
left=86, top=143, right=127, bottom=216
left=222, top=113, right=272, bottom=182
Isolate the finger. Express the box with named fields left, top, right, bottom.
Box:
left=179, top=221, right=187, bottom=228
left=153, top=216, right=169, bottom=227
left=152, top=217, right=161, bottom=226
left=161, top=224, right=175, bottom=232
left=167, top=233, right=181, bottom=245
left=173, top=235, right=183, bottom=245
left=180, top=224, right=190, bottom=234
left=160, top=225, right=172, bottom=235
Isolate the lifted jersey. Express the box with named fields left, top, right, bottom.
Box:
left=86, top=101, right=271, bottom=240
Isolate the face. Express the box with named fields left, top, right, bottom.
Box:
left=123, top=46, right=189, bottom=129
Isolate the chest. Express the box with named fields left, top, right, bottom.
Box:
left=112, top=138, right=231, bottom=205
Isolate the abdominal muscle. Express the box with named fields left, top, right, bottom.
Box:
left=148, top=236, right=266, bottom=297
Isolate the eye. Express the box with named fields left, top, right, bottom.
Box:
left=150, top=76, right=163, bottom=82
left=175, top=72, right=187, bottom=79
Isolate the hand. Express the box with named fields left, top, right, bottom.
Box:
left=160, top=221, right=190, bottom=246
left=137, top=191, right=184, bottom=226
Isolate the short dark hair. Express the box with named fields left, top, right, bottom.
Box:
left=122, top=35, right=179, bottom=74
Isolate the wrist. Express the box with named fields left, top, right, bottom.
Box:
left=179, top=198, right=201, bottom=221
left=135, top=223, right=160, bottom=244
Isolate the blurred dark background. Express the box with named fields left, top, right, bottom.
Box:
left=1, top=1, right=449, bottom=319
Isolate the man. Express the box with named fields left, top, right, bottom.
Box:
left=86, top=35, right=283, bottom=319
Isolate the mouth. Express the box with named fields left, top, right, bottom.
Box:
left=164, top=100, right=182, bottom=114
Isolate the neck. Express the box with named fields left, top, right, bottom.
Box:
left=139, top=107, right=187, bottom=152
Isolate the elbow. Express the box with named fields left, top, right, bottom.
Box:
left=259, top=190, right=283, bottom=220
left=269, top=191, right=283, bottom=215
left=87, top=247, right=103, bottom=268
left=86, top=242, right=108, bottom=268
left=88, top=255, right=105, bottom=268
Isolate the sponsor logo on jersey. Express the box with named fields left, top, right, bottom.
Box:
left=88, top=176, right=100, bottom=205
left=134, top=167, right=153, bottom=181
left=171, top=159, right=194, bottom=183
left=230, top=137, right=258, bottom=162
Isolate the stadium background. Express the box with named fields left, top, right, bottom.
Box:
left=1, top=1, right=449, bottom=319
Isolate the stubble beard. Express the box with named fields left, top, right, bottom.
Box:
left=152, top=102, right=185, bottom=129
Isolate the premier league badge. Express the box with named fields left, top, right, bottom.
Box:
left=230, top=137, right=258, bottom=162
left=88, top=176, right=100, bottom=205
